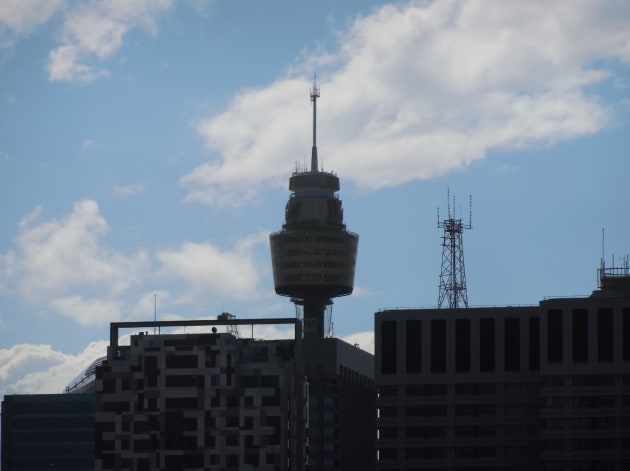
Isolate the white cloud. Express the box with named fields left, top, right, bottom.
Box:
left=47, top=43, right=110, bottom=82
left=183, top=0, right=629, bottom=205
left=0, top=0, right=64, bottom=33
left=5, top=200, right=148, bottom=301
left=0, top=201, right=275, bottom=327
left=49, top=295, right=124, bottom=326
left=157, top=232, right=267, bottom=299
left=47, top=0, right=172, bottom=82
left=130, top=290, right=170, bottom=319
left=0, top=340, right=107, bottom=394
left=114, top=183, right=145, bottom=196
left=340, top=330, right=374, bottom=354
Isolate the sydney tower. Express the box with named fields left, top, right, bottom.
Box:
left=269, top=82, right=358, bottom=338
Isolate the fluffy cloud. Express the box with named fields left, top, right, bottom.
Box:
left=183, top=0, right=629, bottom=205
left=341, top=331, right=374, bottom=354
left=47, top=0, right=172, bottom=82
left=156, top=231, right=267, bottom=300
left=49, top=295, right=124, bottom=326
left=3, top=200, right=148, bottom=301
left=0, top=341, right=107, bottom=394
left=0, top=0, right=64, bottom=33
left=0, top=200, right=271, bottom=327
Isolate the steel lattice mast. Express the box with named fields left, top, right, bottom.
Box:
left=437, top=190, right=472, bottom=309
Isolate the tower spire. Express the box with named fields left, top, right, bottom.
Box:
left=310, top=78, right=320, bottom=172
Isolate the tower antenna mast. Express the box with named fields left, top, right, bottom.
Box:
left=437, top=189, right=472, bottom=309
left=310, top=78, right=320, bottom=172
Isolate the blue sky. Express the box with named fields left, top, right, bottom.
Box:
left=0, top=0, right=629, bottom=395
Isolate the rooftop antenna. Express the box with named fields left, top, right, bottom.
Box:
left=437, top=189, right=472, bottom=309
left=153, top=293, right=157, bottom=334
left=310, top=76, right=320, bottom=172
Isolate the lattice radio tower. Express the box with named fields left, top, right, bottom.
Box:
left=437, top=189, right=472, bottom=309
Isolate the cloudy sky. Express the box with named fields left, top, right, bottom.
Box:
left=1, top=0, right=629, bottom=396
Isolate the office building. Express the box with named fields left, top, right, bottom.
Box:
left=375, top=265, right=630, bottom=470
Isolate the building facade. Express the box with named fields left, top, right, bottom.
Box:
left=95, top=330, right=301, bottom=471
left=375, top=273, right=630, bottom=470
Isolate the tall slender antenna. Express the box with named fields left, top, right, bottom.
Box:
left=437, top=189, right=472, bottom=309
left=602, top=228, right=605, bottom=266
left=310, top=77, right=320, bottom=172
left=153, top=293, right=157, bottom=334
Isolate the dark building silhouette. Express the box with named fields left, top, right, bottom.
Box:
left=1, top=393, right=95, bottom=471
left=91, top=318, right=373, bottom=471
left=375, top=266, right=630, bottom=470
left=302, top=337, right=374, bottom=470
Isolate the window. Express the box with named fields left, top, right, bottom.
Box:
left=505, top=318, right=520, bottom=371
left=381, top=321, right=397, bottom=374
left=480, top=318, right=495, bottom=372
left=455, top=319, right=471, bottom=372
left=378, top=406, right=397, bottom=418
left=598, top=308, right=613, bottom=362
left=378, top=386, right=398, bottom=397
left=165, top=375, right=199, bottom=387
left=624, top=308, right=630, bottom=361
left=244, top=416, right=254, bottom=429
left=406, top=320, right=422, bottom=373
left=378, top=448, right=397, bottom=461
left=529, top=317, right=540, bottom=370
left=572, top=309, right=588, bottom=362
left=165, top=354, right=198, bottom=369
left=548, top=309, right=563, bottom=363
left=378, top=427, right=398, bottom=439
left=431, top=319, right=446, bottom=373
left=165, top=397, right=197, bottom=409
